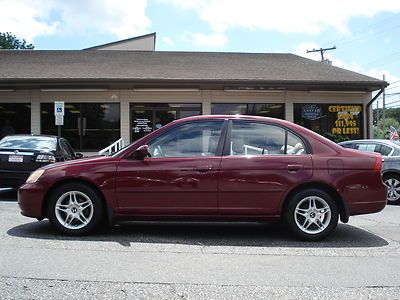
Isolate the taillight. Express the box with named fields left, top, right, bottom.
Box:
left=36, top=154, right=56, bottom=163
left=373, top=154, right=383, bottom=173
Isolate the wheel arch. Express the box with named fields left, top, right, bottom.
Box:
left=42, top=178, right=114, bottom=225
left=382, top=169, right=400, bottom=179
left=281, top=182, right=349, bottom=223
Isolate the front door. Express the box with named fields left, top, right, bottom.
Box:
left=116, top=119, right=225, bottom=215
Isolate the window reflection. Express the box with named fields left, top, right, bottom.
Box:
left=0, top=136, right=56, bottom=150
left=148, top=121, right=223, bottom=158
left=211, top=103, right=284, bottom=119
left=41, top=103, right=120, bottom=151
left=0, top=103, right=31, bottom=139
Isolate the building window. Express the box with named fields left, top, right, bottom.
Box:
left=41, top=103, right=120, bottom=151
left=294, top=103, right=363, bottom=142
left=0, top=103, right=31, bottom=139
left=130, top=103, right=202, bottom=142
left=211, top=103, right=285, bottom=119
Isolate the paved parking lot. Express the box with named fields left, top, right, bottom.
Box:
left=0, top=196, right=400, bottom=299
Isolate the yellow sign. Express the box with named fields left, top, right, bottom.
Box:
left=329, top=105, right=361, bottom=135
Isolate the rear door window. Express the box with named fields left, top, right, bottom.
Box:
left=229, top=120, right=308, bottom=156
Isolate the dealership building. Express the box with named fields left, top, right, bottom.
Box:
left=0, top=33, right=388, bottom=152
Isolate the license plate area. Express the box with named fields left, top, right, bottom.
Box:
left=8, top=155, right=24, bottom=163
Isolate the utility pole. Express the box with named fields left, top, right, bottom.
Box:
left=383, top=74, right=386, bottom=129
left=307, top=46, right=336, bottom=61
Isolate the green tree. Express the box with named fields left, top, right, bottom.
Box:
left=0, top=32, right=34, bottom=49
left=374, top=117, right=400, bottom=139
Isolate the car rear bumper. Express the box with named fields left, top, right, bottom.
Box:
left=348, top=200, right=387, bottom=216
left=18, top=183, right=46, bottom=219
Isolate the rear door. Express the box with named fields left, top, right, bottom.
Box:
left=218, top=120, right=313, bottom=215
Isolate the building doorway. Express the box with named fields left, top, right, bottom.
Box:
left=130, top=103, right=201, bottom=142
left=41, top=103, right=120, bottom=151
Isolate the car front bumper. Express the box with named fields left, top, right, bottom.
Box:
left=18, top=183, right=46, bottom=219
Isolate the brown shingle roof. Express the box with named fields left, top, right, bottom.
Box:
left=0, top=50, right=387, bottom=91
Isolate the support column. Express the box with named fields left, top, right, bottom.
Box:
left=30, top=100, right=41, bottom=134
left=120, top=92, right=131, bottom=145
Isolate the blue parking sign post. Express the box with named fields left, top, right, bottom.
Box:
left=54, top=101, right=65, bottom=138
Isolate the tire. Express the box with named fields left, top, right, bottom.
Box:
left=383, top=174, right=400, bottom=205
left=47, top=182, right=104, bottom=236
left=285, top=189, right=339, bottom=241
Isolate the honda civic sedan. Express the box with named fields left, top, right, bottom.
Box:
left=18, top=115, right=387, bottom=241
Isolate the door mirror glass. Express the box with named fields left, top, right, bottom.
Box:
left=133, top=145, right=150, bottom=160
left=75, top=152, right=83, bottom=159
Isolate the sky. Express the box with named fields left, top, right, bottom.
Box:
left=1, top=0, right=400, bottom=108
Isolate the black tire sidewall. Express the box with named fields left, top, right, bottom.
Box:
left=285, top=189, right=338, bottom=241
left=47, top=182, right=104, bottom=236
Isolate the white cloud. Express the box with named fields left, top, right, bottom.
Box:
left=182, top=31, right=227, bottom=48
left=0, top=0, right=151, bottom=41
left=162, top=36, right=174, bottom=45
left=162, top=0, right=400, bottom=34
left=0, top=0, right=58, bottom=41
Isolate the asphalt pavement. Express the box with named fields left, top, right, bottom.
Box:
left=0, top=195, right=399, bottom=299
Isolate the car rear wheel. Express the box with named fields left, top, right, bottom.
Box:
left=383, top=174, right=400, bottom=205
left=47, top=182, right=104, bottom=235
left=285, top=189, right=338, bottom=241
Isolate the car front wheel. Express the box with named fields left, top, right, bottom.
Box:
left=285, top=189, right=338, bottom=241
left=47, top=183, right=104, bottom=235
left=383, top=174, right=400, bottom=205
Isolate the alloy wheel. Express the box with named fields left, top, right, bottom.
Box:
left=294, top=196, right=332, bottom=235
left=54, top=191, right=94, bottom=230
left=384, top=177, right=400, bottom=203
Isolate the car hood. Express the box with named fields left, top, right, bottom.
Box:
left=40, top=155, right=117, bottom=171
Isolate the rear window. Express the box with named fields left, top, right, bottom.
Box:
left=0, top=136, right=56, bottom=151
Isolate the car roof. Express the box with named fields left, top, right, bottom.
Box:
left=339, top=139, right=400, bottom=147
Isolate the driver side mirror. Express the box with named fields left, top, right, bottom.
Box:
left=133, top=145, right=150, bottom=160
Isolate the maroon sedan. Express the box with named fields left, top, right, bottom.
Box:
left=18, top=115, right=387, bottom=241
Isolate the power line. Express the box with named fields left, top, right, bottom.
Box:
left=322, top=13, right=400, bottom=48
left=386, top=84, right=400, bottom=91
left=360, top=51, right=400, bottom=70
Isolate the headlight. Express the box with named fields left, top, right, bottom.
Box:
left=26, top=169, right=45, bottom=184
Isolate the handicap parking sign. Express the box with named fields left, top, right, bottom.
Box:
left=54, top=101, right=65, bottom=116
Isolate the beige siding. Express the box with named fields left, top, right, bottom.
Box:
left=0, top=89, right=374, bottom=147
left=94, top=35, right=155, bottom=51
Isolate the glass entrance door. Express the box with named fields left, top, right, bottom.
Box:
left=131, top=103, right=201, bottom=142
left=41, top=103, right=120, bottom=151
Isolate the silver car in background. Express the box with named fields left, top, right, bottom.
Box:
left=339, top=139, right=400, bottom=205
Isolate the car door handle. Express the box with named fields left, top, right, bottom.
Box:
left=195, top=165, right=213, bottom=172
left=288, top=164, right=304, bottom=171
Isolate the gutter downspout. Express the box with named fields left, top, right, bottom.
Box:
left=366, top=87, right=384, bottom=138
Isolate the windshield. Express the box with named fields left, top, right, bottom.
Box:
left=0, top=136, right=56, bottom=151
